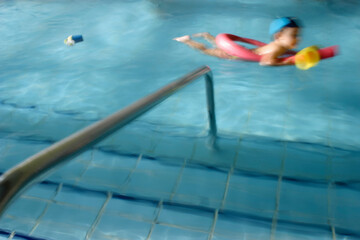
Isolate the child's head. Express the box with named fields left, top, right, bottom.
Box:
left=269, top=17, right=301, bottom=49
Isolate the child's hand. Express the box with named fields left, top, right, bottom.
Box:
left=259, top=61, right=270, bottom=66
left=259, top=55, right=293, bottom=66
left=259, top=54, right=277, bottom=66
left=283, top=58, right=295, bottom=65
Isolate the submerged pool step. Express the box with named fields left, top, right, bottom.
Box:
left=1, top=147, right=360, bottom=240
left=1, top=132, right=360, bottom=185
left=1, top=180, right=357, bottom=240
left=0, top=229, right=48, bottom=240
left=1, top=134, right=360, bottom=239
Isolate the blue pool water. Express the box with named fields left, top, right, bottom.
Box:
left=0, top=0, right=360, bottom=239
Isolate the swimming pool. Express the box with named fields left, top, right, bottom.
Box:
left=0, top=0, right=359, bottom=239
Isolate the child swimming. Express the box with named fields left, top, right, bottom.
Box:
left=173, top=17, right=301, bottom=66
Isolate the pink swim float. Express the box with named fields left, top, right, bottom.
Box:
left=215, top=33, right=338, bottom=63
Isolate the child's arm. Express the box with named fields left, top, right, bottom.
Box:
left=259, top=52, right=293, bottom=66
left=258, top=44, right=294, bottom=66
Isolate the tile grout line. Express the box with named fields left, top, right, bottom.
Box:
left=270, top=142, right=287, bottom=240
left=220, top=147, right=239, bottom=211
left=212, top=141, right=240, bottom=240
left=207, top=209, right=219, bottom=240
left=189, top=141, right=198, bottom=166
left=270, top=74, right=293, bottom=240
left=169, top=158, right=187, bottom=201
left=219, top=169, right=233, bottom=211
left=122, top=153, right=143, bottom=187
left=74, top=148, right=95, bottom=185
left=95, top=215, right=214, bottom=239
left=85, top=191, right=113, bottom=240
left=154, top=222, right=212, bottom=234
left=329, top=183, right=336, bottom=240
left=331, top=224, right=336, bottom=240
left=323, top=60, right=336, bottom=240
left=146, top=200, right=163, bottom=240
left=327, top=153, right=336, bottom=240
left=21, top=195, right=104, bottom=212
left=8, top=231, right=15, bottom=240
left=29, top=183, right=63, bottom=236
left=325, top=102, right=336, bottom=240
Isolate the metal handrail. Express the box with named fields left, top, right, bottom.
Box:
left=0, top=65, right=217, bottom=216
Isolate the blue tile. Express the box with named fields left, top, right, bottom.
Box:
left=106, top=197, right=158, bottom=221
left=332, top=152, right=360, bottom=182
left=181, top=166, right=228, bottom=182
left=224, top=173, right=277, bottom=218
left=23, top=183, right=57, bottom=200
left=275, top=221, right=333, bottom=240
left=79, top=165, right=130, bottom=188
left=72, top=150, right=93, bottom=163
left=54, top=185, right=106, bottom=208
left=329, top=123, right=360, bottom=151
left=125, top=170, right=178, bottom=200
left=93, top=214, right=151, bottom=239
left=283, top=143, right=329, bottom=180
left=212, top=235, right=238, bottom=240
left=135, top=158, right=181, bottom=173
left=173, top=167, right=227, bottom=208
left=153, top=135, right=195, bottom=160
left=158, top=204, right=213, bottom=232
left=149, top=225, right=209, bottom=240
left=246, top=114, right=286, bottom=140
left=214, top=213, right=272, bottom=239
left=284, top=116, right=325, bottom=144
left=5, top=198, right=47, bottom=220
left=48, top=160, right=89, bottom=181
left=98, top=129, right=154, bottom=155
left=12, top=236, right=49, bottom=240
left=92, top=150, right=139, bottom=169
left=190, top=137, right=238, bottom=168
left=32, top=222, right=87, bottom=240
left=336, top=234, right=360, bottom=240
left=0, top=216, right=35, bottom=235
left=235, top=139, right=284, bottom=175
left=123, top=159, right=181, bottom=199
left=331, top=186, right=360, bottom=233
left=173, top=181, right=224, bottom=208
left=0, top=141, right=49, bottom=171
left=278, top=181, right=328, bottom=226
left=41, top=203, right=98, bottom=228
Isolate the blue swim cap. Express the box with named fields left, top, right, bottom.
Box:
left=269, top=17, right=300, bottom=35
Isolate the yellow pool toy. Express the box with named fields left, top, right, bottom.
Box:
left=294, top=46, right=320, bottom=70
